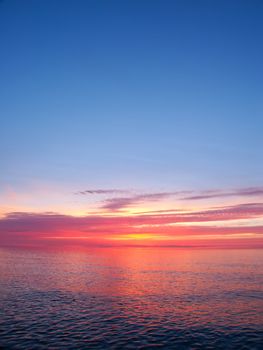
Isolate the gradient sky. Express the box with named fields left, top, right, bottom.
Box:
left=1, top=0, right=263, bottom=248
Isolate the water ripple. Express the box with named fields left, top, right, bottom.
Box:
left=0, top=248, right=262, bottom=349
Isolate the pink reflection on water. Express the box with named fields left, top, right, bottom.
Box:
left=0, top=247, right=263, bottom=348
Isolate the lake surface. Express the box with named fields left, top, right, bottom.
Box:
left=0, top=247, right=262, bottom=349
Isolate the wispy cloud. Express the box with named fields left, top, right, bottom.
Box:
left=75, top=189, right=129, bottom=195
left=181, top=187, right=263, bottom=200
left=102, top=191, right=191, bottom=211
left=75, top=187, right=263, bottom=211
left=1, top=202, right=263, bottom=247
left=100, top=187, right=263, bottom=211
left=3, top=186, right=262, bottom=247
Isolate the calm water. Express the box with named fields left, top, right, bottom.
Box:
left=0, top=247, right=262, bottom=349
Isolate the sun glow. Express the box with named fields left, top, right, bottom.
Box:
left=109, top=234, right=171, bottom=241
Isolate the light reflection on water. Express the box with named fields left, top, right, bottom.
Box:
left=0, top=247, right=263, bottom=349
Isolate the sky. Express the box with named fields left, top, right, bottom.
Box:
left=0, top=0, right=263, bottom=248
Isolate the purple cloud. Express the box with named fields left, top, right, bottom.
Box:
left=181, top=187, right=263, bottom=201
left=102, top=192, right=189, bottom=211
left=75, top=189, right=129, bottom=195
left=86, top=187, right=263, bottom=211
left=1, top=202, right=263, bottom=247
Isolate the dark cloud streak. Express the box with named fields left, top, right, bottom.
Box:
left=181, top=187, right=263, bottom=201
left=75, top=189, right=129, bottom=195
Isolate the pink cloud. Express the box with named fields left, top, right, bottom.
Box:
left=1, top=202, right=263, bottom=248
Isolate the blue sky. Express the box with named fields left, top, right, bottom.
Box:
left=1, top=0, right=263, bottom=194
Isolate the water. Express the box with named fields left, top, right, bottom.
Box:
left=0, top=247, right=262, bottom=349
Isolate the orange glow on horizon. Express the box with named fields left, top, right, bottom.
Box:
left=0, top=189, right=263, bottom=248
